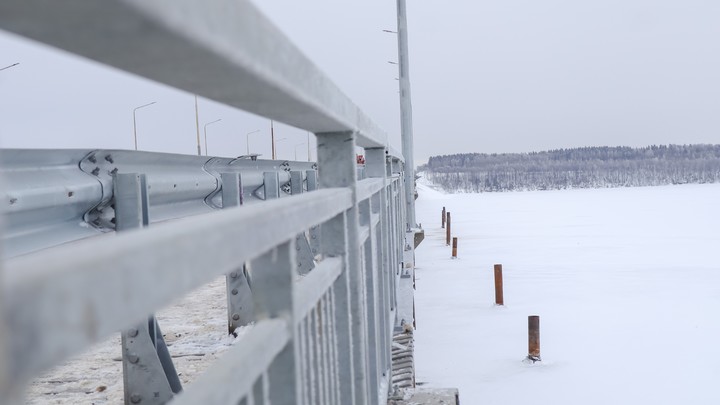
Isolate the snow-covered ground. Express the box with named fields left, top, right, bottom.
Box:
left=413, top=180, right=720, bottom=404
left=24, top=277, right=243, bottom=404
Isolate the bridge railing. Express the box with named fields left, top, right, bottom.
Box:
left=3, top=153, right=405, bottom=404
left=0, top=0, right=412, bottom=404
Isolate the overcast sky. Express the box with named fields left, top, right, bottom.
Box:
left=1, top=0, right=719, bottom=164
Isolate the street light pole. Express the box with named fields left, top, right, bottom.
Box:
left=203, top=118, right=222, bottom=156
left=294, top=143, right=306, bottom=161
left=396, top=0, right=417, bottom=229
left=275, top=137, right=287, bottom=160
left=245, top=129, right=260, bottom=155
left=0, top=63, right=19, bottom=71
left=307, top=132, right=312, bottom=162
left=133, top=101, right=157, bottom=151
left=194, top=95, right=202, bottom=156
left=271, top=120, right=276, bottom=160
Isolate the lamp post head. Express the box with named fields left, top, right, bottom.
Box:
left=134, top=101, right=157, bottom=112
left=0, top=62, right=20, bottom=71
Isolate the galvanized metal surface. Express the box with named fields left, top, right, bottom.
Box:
left=170, top=319, right=289, bottom=405
left=0, top=149, right=315, bottom=258
left=396, top=0, right=417, bottom=229
left=0, top=0, right=421, bottom=403
left=3, top=189, right=351, bottom=389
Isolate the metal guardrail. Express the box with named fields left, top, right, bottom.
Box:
left=0, top=1, right=414, bottom=404
left=2, top=150, right=407, bottom=404
left=0, top=149, right=316, bottom=258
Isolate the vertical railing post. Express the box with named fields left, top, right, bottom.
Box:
left=316, top=130, right=368, bottom=405
left=366, top=147, right=392, bottom=385
left=221, top=172, right=254, bottom=334
left=250, top=240, right=300, bottom=405
left=359, top=197, right=380, bottom=405
left=288, top=171, right=316, bottom=275
left=290, top=170, right=304, bottom=196
left=0, top=226, right=17, bottom=403
left=306, top=170, right=321, bottom=257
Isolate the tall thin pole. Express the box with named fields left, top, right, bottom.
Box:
left=194, top=95, right=202, bottom=156
left=246, top=129, right=260, bottom=155
left=271, top=120, right=276, bottom=160
left=307, top=132, right=312, bottom=162
left=203, top=118, right=222, bottom=156
left=397, top=0, right=416, bottom=229
left=133, top=101, right=156, bottom=151
left=0, top=62, right=19, bottom=71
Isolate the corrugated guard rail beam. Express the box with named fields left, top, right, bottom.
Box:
left=0, top=149, right=316, bottom=258
left=0, top=0, right=413, bottom=404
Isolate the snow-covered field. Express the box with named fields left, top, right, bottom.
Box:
left=413, top=181, right=720, bottom=404
left=24, top=277, right=242, bottom=404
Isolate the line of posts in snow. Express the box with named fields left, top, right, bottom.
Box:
left=441, top=206, right=541, bottom=363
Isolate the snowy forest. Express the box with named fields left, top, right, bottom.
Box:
left=421, top=144, right=720, bottom=192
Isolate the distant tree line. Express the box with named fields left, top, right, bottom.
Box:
left=421, top=145, right=720, bottom=192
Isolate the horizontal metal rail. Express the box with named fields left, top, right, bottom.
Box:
left=357, top=178, right=386, bottom=202
left=0, top=1, right=414, bottom=404
left=0, top=149, right=315, bottom=257
left=294, top=257, right=343, bottom=321
left=170, top=319, right=289, bottom=405
left=3, top=189, right=351, bottom=388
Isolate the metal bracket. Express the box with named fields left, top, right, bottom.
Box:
left=305, top=170, right=321, bottom=257
left=121, top=318, right=182, bottom=405
left=288, top=170, right=316, bottom=275
left=226, top=265, right=255, bottom=335
left=221, top=172, right=255, bottom=335
left=295, top=233, right=316, bottom=275
left=114, top=173, right=181, bottom=404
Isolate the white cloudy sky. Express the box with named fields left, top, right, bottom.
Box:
left=1, top=0, right=719, bottom=164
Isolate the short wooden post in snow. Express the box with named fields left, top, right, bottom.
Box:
left=445, top=212, right=451, bottom=246
left=494, top=264, right=504, bottom=306
left=527, top=315, right=541, bottom=362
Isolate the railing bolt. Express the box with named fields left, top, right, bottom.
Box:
left=130, top=393, right=142, bottom=404
left=232, top=313, right=240, bottom=321
left=128, top=328, right=139, bottom=337
left=230, top=271, right=238, bottom=279
left=127, top=353, right=139, bottom=364
left=231, top=288, right=238, bottom=295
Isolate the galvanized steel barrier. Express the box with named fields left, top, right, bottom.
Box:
left=0, top=1, right=414, bottom=404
